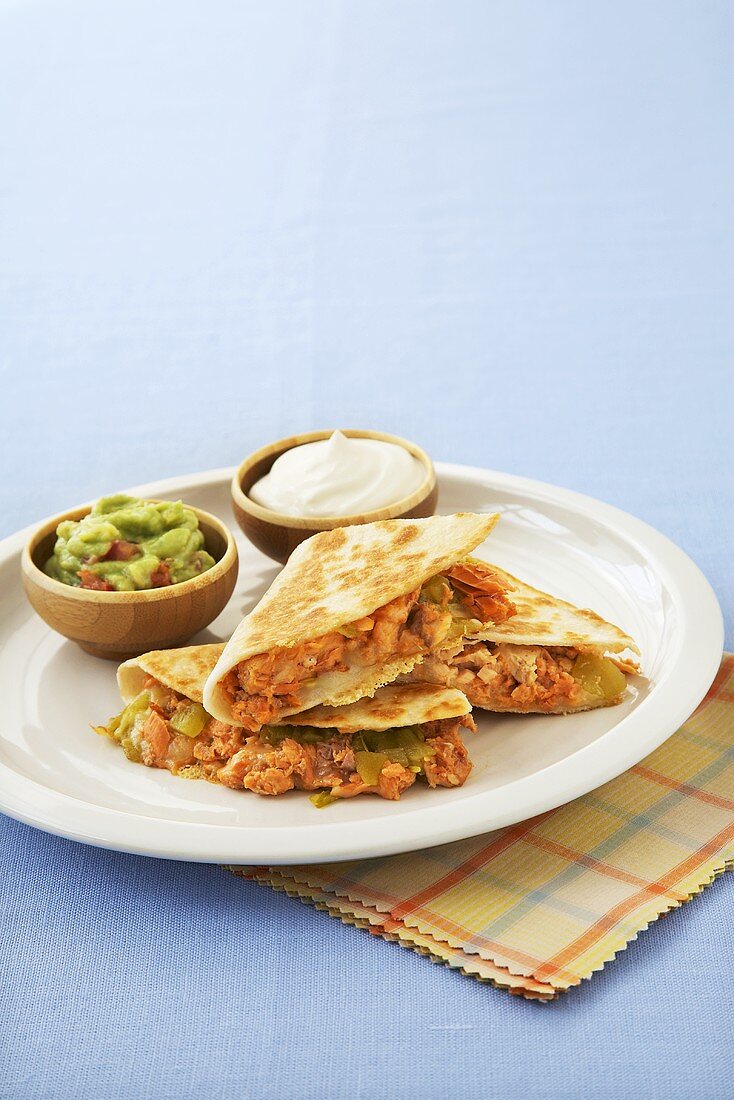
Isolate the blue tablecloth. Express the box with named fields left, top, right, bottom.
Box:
left=2, top=3, right=733, bottom=1097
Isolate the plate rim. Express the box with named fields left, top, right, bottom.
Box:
left=0, top=463, right=724, bottom=864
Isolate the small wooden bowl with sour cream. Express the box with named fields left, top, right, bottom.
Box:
left=232, top=430, right=438, bottom=563
left=22, top=503, right=239, bottom=661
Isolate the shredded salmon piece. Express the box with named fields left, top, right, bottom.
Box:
left=105, top=678, right=473, bottom=801
left=139, top=710, right=171, bottom=766
left=422, top=716, right=475, bottom=788
left=218, top=736, right=354, bottom=795
left=368, top=762, right=416, bottom=801
left=409, top=643, right=584, bottom=712
left=444, top=561, right=516, bottom=624
left=219, top=716, right=476, bottom=801
left=192, top=720, right=245, bottom=764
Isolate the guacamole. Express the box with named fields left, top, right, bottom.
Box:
left=45, top=494, right=216, bottom=592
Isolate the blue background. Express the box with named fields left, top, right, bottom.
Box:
left=1, top=2, right=733, bottom=1097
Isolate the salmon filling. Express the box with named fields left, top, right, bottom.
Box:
left=411, top=643, right=628, bottom=712
left=222, top=560, right=515, bottom=732
left=95, top=676, right=475, bottom=802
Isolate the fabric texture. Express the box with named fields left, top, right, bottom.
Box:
left=230, top=655, right=734, bottom=1000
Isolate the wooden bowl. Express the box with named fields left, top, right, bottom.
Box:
left=22, top=503, right=239, bottom=661
left=232, top=429, right=438, bottom=563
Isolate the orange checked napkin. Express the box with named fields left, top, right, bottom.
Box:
left=228, top=655, right=734, bottom=999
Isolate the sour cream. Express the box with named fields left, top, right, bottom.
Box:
left=248, top=431, right=427, bottom=517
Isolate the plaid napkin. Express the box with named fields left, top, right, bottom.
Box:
left=228, top=655, right=734, bottom=999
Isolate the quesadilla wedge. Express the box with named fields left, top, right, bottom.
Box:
left=203, top=513, right=515, bottom=731
left=94, top=644, right=476, bottom=802
left=406, top=561, right=641, bottom=714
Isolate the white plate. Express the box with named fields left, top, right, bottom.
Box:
left=0, top=465, right=723, bottom=864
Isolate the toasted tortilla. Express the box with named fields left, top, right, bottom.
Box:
left=203, top=512, right=499, bottom=723
left=118, top=643, right=224, bottom=704
left=278, top=682, right=471, bottom=733
left=463, top=564, right=640, bottom=662
left=117, top=644, right=470, bottom=733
